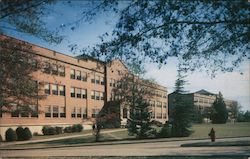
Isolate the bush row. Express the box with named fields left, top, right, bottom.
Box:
left=42, top=124, right=83, bottom=135
left=5, top=127, right=32, bottom=142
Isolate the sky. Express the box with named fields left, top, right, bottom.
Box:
left=2, top=1, right=249, bottom=111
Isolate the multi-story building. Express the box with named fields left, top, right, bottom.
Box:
left=168, top=89, right=237, bottom=122
left=0, top=35, right=168, bottom=138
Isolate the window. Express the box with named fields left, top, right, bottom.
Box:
left=95, top=75, right=100, bottom=84
left=151, top=111, right=155, bottom=118
left=77, top=108, right=81, bottom=118
left=60, top=107, right=66, bottom=118
left=92, top=109, right=99, bottom=118
left=82, top=89, right=87, bottom=99
left=82, top=107, right=87, bottom=119
left=53, top=106, right=59, bottom=118
left=43, top=63, right=50, bottom=74
left=157, top=101, right=162, bottom=108
left=76, top=70, right=81, bottom=80
left=91, top=91, right=95, bottom=99
left=82, top=72, right=87, bottom=81
left=52, top=84, right=58, bottom=95
left=11, top=103, right=19, bottom=117
left=71, top=107, right=76, bottom=118
left=101, top=77, right=105, bottom=85
left=30, top=105, right=38, bottom=118
left=163, top=102, right=167, bottom=108
left=59, top=85, right=65, bottom=96
left=58, top=66, right=65, bottom=77
left=100, top=92, right=104, bottom=100
left=95, top=91, right=100, bottom=100
left=76, top=88, right=81, bottom=98
left=45, top=83, right=50, bottom=95
left=70, top=69, right=75, bottom=79
left=157, top=113, right=162, bottom=119
left=52, top=64, right=58, bottom=75
left=45, top=106, right=51, bottom=117
left=71, top=87, right=75, bottom=97
left=91, top=74, right=95, bottom=83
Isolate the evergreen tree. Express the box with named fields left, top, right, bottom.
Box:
left=211, top=92, right=228, bottom=124
left=171, top=69, right=194, bottom=137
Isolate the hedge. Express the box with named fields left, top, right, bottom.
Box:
left=5, top=128, right=17, bottom=141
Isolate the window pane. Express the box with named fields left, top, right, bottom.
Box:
left=58, top=66, right=65, bottom=76
left=59, top=85, right=65, bottom=96
left=91, top=91, right=95, bottom=99
left=52, top=84, right=58, bottom=95
left=45, top=83, right=50, bottom=95
left=53, top=106, right=59, bottom=118
left=82, top=89, right=87, bottom=98
left=95, top=91, right=100, bottom=100
left=76, top=70, right=81, bottom=80
left=45, top=106, right=51, bottom=117
left=71, top=87, right=75, bottom=97
left=52, top=64, right=58, bottom=75
left=71, top=107, right=76, bottom=118
left=60, top=107, right=66, bottom=118
left=70, top=69, right=75, bottom=79
left=76, top=88, right=81, bottom=98
left=82, top=72, right=87, bottom=81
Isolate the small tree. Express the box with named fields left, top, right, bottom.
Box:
left=16, top=126, right=25, bottom=141
left=211, top=92, right=228, bottom=124
left=23, top=127, right=32, bottom=140
left=5, top=128, right=17, bottom=141
left=171, top=69, right=194, bottom=137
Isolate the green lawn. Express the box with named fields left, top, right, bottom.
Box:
left=6, top=122, right=250, bottom=148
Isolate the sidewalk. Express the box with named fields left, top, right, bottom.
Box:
left=0, top=128, right=126, bottom=147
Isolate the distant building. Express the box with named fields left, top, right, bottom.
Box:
left=0, top=35, right=168, bottom=139
left=168, top=89, right=237, bottom=122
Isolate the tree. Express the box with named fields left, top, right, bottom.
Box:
left=0, top=37, right=45, bottom=115
left=0, top=0, right=63, bottom=44
left=211, top=92, right=228, bottom=124
left=81, top=0, right=249, bottom=75
left=171, top=69, right=194, bottom=137
left=228, top=101, right=239, bottom=122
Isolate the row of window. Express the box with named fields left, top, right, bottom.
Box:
left=70, top=87, right=87, bottom=98
left=70, top=69, right=88, bottom=81
left=45, top=106, right=66, bottom=118
left=10, top=104, right=38, bottom=118
left=45, top=83, right=65, bottom=96
left=91, top=91, right=104, bottom=100
left=43, top=63, right=65, bottom=77
left=71, top=107, right=87, bottom=118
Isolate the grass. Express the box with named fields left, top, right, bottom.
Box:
left=4, top=122, right=250, bottom=148
left=181, top=140, right=250, bottom=147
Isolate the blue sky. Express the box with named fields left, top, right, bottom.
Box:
left=2, top=1, right=249, bottom=111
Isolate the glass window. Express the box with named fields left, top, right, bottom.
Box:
left=45, top=106, right=51, bottom=117
left=76, top=88, right=81, bottom=98
left=92, top=109, right=99, bottom=118
left=53, top=106, right=59, bottom=118
left=76, top=70, right=81, bottom=80
left=70, top=69, right=75, bottom=79
left=101, top=77, right=105, bottom=85
left=71, top=87, right=75, bottom=97
left=91, top=91, right=95, bottom=99
left=43, top=62, right=50, bottom=74
left=95, top=91, right=100, bottom=100
left=95, top=75, right=100, bottom=84
left=71, top=107, right=76, bottom=118
left=58, top=66, right=65, bottom=77
left=60, top=107, right=66, bottom=118
left=82, top=107, right=87, bottom=119
left=77, top=108, right=81, bottom=118
left=44, top=83, right=50, bottom=95
left=51, top=64, right=58, bottom=75
left=11, top=103, right=19, bottom=117
left=163, top=102, right=167, bottom=108
left=30, top=105, right=38, bottom=118
left=100, top=92, right=104, bottom=100
left=91, top=74, right=95, bottom=83
left=52, top=84, right=58, bottom=95
left=82, top=89, right=87, bottom=99
left=82, top=72, right=87, bottom=81
left=59, top=85, right=65, bottom=96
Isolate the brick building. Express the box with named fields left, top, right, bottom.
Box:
left=0, top=35, right=168, bottom=138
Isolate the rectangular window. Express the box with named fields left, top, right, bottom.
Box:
left=91, top=74, right=95, bottom=83
left=163, top=102, right=167, bottom=108
left=82, top=89, right=87, bottom=99
left=58, top=66, right=65, bottom=77
left=45, top=83, right=50, bottom=95
left=92, top=109, right=99, bottom=118
left=30, top=105, right=38, bottom=118
left=70, top=69, right=75, bottom=79
left=100, top=92, right=104, bottom=100
left=95, top=75, right=100, bottom=84
left=91, top=91, right=95, bottom=99
left=95, top=91, right=100, bottom=100
left=60, top=107, right=66, bottom=118
left=43, top=62, right=50, bottom=74
left=77, top=108, right=81, bottom=118
left=82, top=72, right=87, bottom=81
left=59, top=85, right=65, bottom=96
left=101, top=77, right=105, bottom=85
left=53, top=106, right=59, bottom=118
left=76, top=88, right=81, bottom=98
left=52, top=84, right=58, bottom=95
left=76, top=70, right=81, bottom=80
left=52, top=64, right=58, bottom=75
left=71, top=87, right=75, bottom=97
left=71, top=107, right=76, bottom=118
left=45, top=106, right=51, bottom=117
left=82, top=107, right=87, bottom=119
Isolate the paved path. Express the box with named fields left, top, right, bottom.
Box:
left=1, top=137, right=250, bottom=157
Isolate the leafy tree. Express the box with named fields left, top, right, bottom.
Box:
left=243, top=111, right=250, bottom=122
left=0, top=37, right=45, bottom=115
left=228, top=101, right=239, bottom=122
left=211, top=92, right=228, bottom=124
left=171, top=69, right=194, bottom=137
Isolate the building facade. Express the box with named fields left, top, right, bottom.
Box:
left=0, top=35, right=168, bottom=138
left=168, top=89, right=237, bottom=122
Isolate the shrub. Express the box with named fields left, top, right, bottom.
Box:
left=55, top=127, right=63, bottom=134
left=23, top=127, right=32, bottom=140
left=157, top=123, right=172, bottom=138
left=72, top=124, right=83, bottom=132
left=5, top=128, right=17, bottom=141
left=42, top=126, right=56, bottom=135
left=64, top=126, right=72, bottom=133
left=16, top=126, right=25, bottom=141
left=76, top=124, right=83, bottom=132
